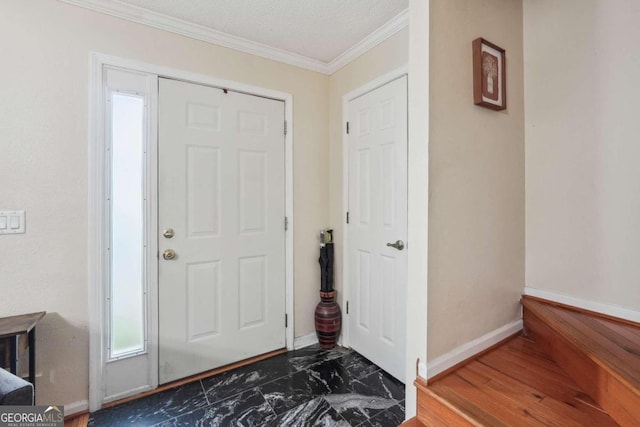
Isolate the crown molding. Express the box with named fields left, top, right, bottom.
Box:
left=326, top=9, right=409, bottom=74
left=59, top=0, right=408, bottom=75
left=59, top=0, right=329, bottom=73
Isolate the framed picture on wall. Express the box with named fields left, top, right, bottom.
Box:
left=473, top=38, right=506, bottom=111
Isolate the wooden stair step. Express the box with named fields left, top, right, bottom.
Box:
left=399, top=416, right=426, bottom=427
left=416, top=335, right=619, bottom=426
left=522, top=296, right=640, bottom=426
left=479, top=348, right=605, bottom=413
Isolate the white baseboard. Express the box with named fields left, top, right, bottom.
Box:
left=524, top=287, right=640, bottom=324
left=417, top=360, right=427, bottom=379
left=427, top=319, right=523, bottom=379
left=293, top=333, right=318, bottom=350
left=65, top=400, right=89, bottom=416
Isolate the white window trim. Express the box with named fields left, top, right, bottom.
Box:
left=90, top=64, right=159, bottom=406
left=88, top=52, right=295, bottom=411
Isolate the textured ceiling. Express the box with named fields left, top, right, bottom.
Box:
left=117, top=0, right=408, bottom=63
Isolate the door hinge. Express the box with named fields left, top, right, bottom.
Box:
left=346, top=211, right=350, bottom=224
left=285, top=216, right=289, bottom=231
left=285, top=313, right=288, bottom=328
left=284, top=120, right=288, bottom=135
left=346, top=121, right=350, bottom=134
left=346, top=301, right=349, bottom=315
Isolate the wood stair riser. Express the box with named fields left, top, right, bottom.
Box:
left=415, top=381, right=478, bottom=427
left=523, top=306, right=640, bottom=426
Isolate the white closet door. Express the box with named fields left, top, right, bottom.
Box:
left=348, top=76, right=408, bottom=381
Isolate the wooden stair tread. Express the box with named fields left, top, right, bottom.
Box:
left=477, top=349, right=605, bottom=412
left=399, top=416, right=425, bottom=427
left=521, top=296, right=640, bottom=395
left=422, top=336, right=619, bottom=426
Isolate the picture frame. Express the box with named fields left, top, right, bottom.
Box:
left=473, top=38, right=506, bottom=111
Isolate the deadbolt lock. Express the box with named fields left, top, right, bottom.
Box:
left=163, top=228, right=175, bottom=238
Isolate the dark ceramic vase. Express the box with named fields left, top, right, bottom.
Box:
left=314, top=291, right=342, bottom=349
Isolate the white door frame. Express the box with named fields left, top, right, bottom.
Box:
left=341, top=65, right=409, bottom=349
left=88, top=52, right=295, bottom=411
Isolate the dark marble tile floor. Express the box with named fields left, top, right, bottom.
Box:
left=89, top=345, right=405, bottom=426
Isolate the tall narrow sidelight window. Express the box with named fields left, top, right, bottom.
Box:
left=109, top=92, right=146, bottom=359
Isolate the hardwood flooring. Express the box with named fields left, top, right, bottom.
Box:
left=418, top=297, right=640, bottom=426
left=420, top=335, right=619, bottom=426
left=64, top=413, right=89, bottom=427
left=522, top=296, right=640, bottom=425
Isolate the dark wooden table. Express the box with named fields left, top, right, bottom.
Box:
left=0, top=311, right=46, bottom=398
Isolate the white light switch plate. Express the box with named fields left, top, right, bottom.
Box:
left=0, top=210, right=26, bottom=234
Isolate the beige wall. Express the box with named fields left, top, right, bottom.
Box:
left=428, top=0, right=525, bottom=360
left=328, top=29, right=409, bottom=298
left=0, top=1, right=328, bottom=408
left=525, top=0, right=640, bottom=312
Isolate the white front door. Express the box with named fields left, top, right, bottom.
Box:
left=158, top=78, right=286, bottom=383
left=347, top=75, right=408, bottom=381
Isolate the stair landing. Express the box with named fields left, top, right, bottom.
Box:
left=418, top=334, right=619, bottom=426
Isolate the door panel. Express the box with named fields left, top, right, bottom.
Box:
left=348, top=76, right=408, bottom=381
left=158, top=78, right=285, bottom=383
left=186, top=261, right=220, bottom=341
left=186, top=146, right=220, bottom=237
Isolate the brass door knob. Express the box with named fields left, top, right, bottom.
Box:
left=163, top=249, right=176, bottom=260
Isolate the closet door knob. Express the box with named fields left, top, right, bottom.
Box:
left=386, top=240, right=405, bottom=251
